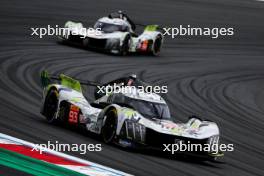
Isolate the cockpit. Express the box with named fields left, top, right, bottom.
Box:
left=94, top=21, right=129, bottom=33
left=111, top=93, right=171, bottom=120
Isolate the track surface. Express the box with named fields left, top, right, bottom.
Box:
left=0, top=0, right=264, bottom=175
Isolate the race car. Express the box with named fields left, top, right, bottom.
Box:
left=58, top=11, right=164, bottom=55
left=40, top=71, right=223, bottom=160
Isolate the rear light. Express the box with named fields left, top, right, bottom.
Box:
left=140, top=40, right=149, bottom=51
left=79, top=113, right=85, bottom=123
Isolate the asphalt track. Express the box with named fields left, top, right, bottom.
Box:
left=0, top=0, right=264, bottom=175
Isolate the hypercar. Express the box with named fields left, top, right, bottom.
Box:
left=40, top=71, right=223, bottom=160
left=58, top=11, right=164, bottom=55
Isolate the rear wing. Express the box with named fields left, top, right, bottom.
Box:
left=40, top=70, right=100, bottom=93
left=134, top=23, right=165, bottom=33
left=144, top=25, right=159, bottom=32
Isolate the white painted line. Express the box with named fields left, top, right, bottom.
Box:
left=0, top=133, right=133, bottom=176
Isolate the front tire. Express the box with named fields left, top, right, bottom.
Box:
left=101, top=109, right=118, bottom=143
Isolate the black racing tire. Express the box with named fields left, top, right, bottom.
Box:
left=83, top=37, right=89, bottom=48
left=58, top=32, right=74, bottom=44
left=58, top=101, right=69, bottom=124
left=43, top=89, right=59, bottom=124
left=152, top=34, right=163, bottom=56
left=119, top=34, right=131, bottom=56
left=57, top=36, right=66, bottom=44
left=101, top=109, right=118, bottom=143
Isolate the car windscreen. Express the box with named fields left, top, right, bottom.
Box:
left=94, top=21, right=129, bottom=33
left=125, top=97, right=171, bottom=120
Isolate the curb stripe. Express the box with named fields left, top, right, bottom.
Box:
left=0, top=144, right=86, bottom=166
left=0, top=133, right=132, bottom=176
left=0, top=148, right=87, bottom=176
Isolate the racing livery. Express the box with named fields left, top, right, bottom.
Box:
left=40, top=71, right=223, bottom=160
left=58, top=11, right=164, bottom=55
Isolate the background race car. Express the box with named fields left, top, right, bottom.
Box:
left=58, top=11, right=164, bottom=55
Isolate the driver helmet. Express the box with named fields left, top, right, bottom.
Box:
left=127, top=74, right=137, bottom=86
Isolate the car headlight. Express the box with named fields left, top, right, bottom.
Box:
left=207, top=135, right=220, bottom=153
left=208, top=135, right=219, bottom=146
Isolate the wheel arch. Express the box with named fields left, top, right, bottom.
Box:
left=151, top=33, right=163, bottom=55
left=98, top=104, right=126, bottom=135
left=41, top=85, right=59, bottom=115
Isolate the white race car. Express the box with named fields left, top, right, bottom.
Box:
left=58, top=11, right=164, bottom=55
left=40, top=71, right=223, bottom=160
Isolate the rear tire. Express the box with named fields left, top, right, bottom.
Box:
left=152, top=34, right=163, bottom=56
left=57, top=36, right=66, bottom=44
left=43, top=89, right=59, bottom=124
left=101, top=109, right=118, bottom=143
left=119, top=35, right=131, bottom=56
left=83, top=37, right=89, bottom=48
left=58, top=101, right=69, bottom=124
